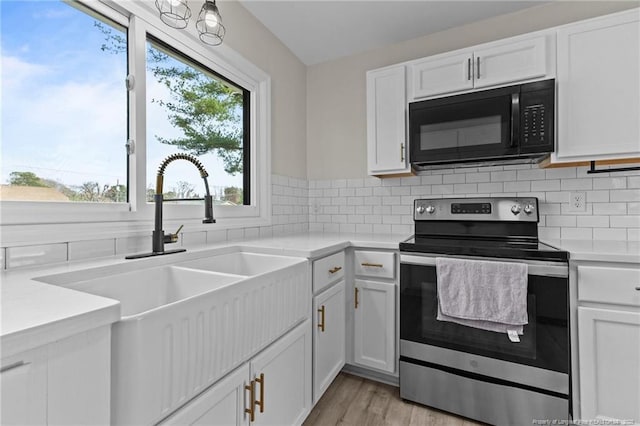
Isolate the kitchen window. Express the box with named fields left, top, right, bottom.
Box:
left=0, top=0, right=271, bottom=242
left=0, top=1, right=128, bottom=204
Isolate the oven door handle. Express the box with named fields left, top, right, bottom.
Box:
left=400, top=254, right=568, bottom=278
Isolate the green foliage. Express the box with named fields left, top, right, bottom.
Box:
left=9, top=171, right=48, bottom=187
left=96, top=22, right=245, bottom=175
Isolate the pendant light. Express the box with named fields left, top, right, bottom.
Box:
left=155, top=0, right=192, bottom=30
left=196, top=0, right=226, bottom=46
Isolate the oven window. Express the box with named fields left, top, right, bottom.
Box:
left=400, top=263, right=569, bottom=373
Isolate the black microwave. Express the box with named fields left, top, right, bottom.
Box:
left=409, top=79, right=554, bottom=170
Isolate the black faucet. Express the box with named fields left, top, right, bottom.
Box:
left=126, top=153, right=215, bottom=259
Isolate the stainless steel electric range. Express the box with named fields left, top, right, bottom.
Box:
left=399, top=197, right=570, bottom=426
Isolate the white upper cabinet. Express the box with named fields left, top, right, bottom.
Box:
left=473, top=36, right=547, bottom=89
left=410, top=52, right=474, bottom=99
left=554, top=9, right=640, bottom=162
left=410, top=34, right=552, bottom=100
left=366, top=65, right=410, bottom=176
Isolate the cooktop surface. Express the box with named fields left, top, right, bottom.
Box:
left=400, top=236, right=569, bottom=262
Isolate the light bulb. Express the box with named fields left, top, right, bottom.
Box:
left=204, top=11, right=218, bottom=28
left=168, top=0, right=182, bottom=7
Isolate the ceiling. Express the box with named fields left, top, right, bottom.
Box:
left=237, top=1, right=547, bottom=65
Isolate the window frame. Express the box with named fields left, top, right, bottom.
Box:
left=0, top=0, right=272, bottom=246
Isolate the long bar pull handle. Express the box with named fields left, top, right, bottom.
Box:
left=318, top=305, right=326, bottom=332
left=467, top=58, right=471, bottom=81
left=511, top=93, right=520, bottom=148
left=245, top=380, right=255, bottom=422
left=255, top=373, right=265, bottom=413
left=355, top=287, right=359, bottom=309
left=361, top=262, right=383, bottom=268
left=329, top=266, right=342, bottom=274
left=476, top=57, right=480, bottom=79
left=400, top=143, right=405, bottom=162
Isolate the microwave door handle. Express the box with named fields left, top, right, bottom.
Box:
left=511, top=93, right=520, bottom=148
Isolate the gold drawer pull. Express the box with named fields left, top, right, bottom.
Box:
left=361, top=262, right=384, bottom=268
left=255, top=373, right=265, bottom=413
left=245, top=380, right=255, bottom=422
left=355, top=287, right=359, bottom=309
left=329, top=266, right=342, bottom=274
left=318, top=305, right=326, bottom=332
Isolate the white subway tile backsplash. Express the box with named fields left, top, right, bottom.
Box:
left=531, top=180, right=560, bottom=192
left=116, top=236, right=151, bottom=256
left=577, top=216, right=609, bottom=228
left=611, top=189, right=640, bottom=202
left=0, top=248, right=5, bottom=270
left=68, top=239, right=115, bottom=261
left=7, top=243, right=68, bottom=269
left=610, top=216, right=640, bottom=228
left=593, top=177, right=627, bottom=190
left=586, top=191, right=609, bottom=203
left=517, top=169, right=546, bottom=181
left=466, top=172, right=491, bottom=183
left=504, top=181, right=531, bottom=192
left=593, top=203, right=627, bottom=215
left=561, top=228, right=593, bottom=240
left=491, top=171, right=517, bottom=182
left=545, top=168, right=576, bottom=179
left=421, top=175, right=443, bottom=185
left=547, top=215, right=577, bottom=227
left=454, top=183, right=478, bottom=193
left=560, top=179, right=593, bottom=191
left=443, top=174, right=465, bottom=184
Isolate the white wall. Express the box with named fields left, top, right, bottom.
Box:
left=306, top=1, right=638, bottom=180
left=222, top=0, right=308, bottom=179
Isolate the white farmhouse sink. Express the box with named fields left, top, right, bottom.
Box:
left=41, top=249, right=311, bottom=425
left=62, top=266, right=244, bottom=317
left=176, top=251, right=302, bottom=276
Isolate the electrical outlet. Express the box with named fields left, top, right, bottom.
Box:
left=568, top=191, right=586, bottom=212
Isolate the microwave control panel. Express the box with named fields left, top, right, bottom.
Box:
left=522, top=104, right=546, bottom=145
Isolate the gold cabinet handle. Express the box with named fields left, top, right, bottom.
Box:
left=355, top=287, right=359, bottom=309
left=318, top=305, right=326, bottom=332
left=255, top=373, right=265, bottom=413
left=245, top=380, right=255, bottom=422
left=400, top=143, right=405, bottom=162
left=361, top=262, right=383, bottom=268
left=329, top=266, right=342, bottom=274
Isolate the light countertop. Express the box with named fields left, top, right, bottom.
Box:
left=3, top=231, right=638, bottom=359
left=0, top=232, right=408, bottom=358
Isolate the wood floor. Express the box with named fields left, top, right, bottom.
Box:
left=303, top=373, right=485, bottom=426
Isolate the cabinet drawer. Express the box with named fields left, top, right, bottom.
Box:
left=313, top=252, right=345, bottom=294
left=354, top=250, right=395, bottom=279
left=578, top=265, right=640, bottom=307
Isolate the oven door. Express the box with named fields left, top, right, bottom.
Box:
left=409, top=85, right=519, bottom=165
left=399, top=253, right=569, bottom=375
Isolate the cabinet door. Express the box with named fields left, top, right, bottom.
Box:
left=410, top=52, right=473, bottom=98
left=0, top=347, right=47, bottom=426
left=313, top=280, right=346, bottom=403
left=159, top=364, right=250, bottom=426
left=251, top=320, right=312, bottom=426
left=366, top=65, right=410, bottom=175
left=473, top=36, right=547, bottom=89
left=578, top=307, right=640, bottom=421
left=555, top=11, right=639, bottom=161
left=354, top=279, right=395, bottom=373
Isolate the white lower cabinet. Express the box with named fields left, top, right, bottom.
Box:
left=578, top=307, right=640, bottom=421
left=353, top=279, right=396, bottom=373
left=161, top=320, right=312, bottom=426
left=0, top=326, right=111, bottom=426
left=313, top=280, right=346, bottom=403
left=0, top=346, right=47, bottom=426
left=576, top=264, right=640, bottom=421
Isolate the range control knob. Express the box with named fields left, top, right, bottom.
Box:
left=425, top=205, right=436, bottom=214
left=416, top=205, right=426, bottom=215
left=511, top=204, right=522, bottom=215
left=523, top=204, right=535, bottom=215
